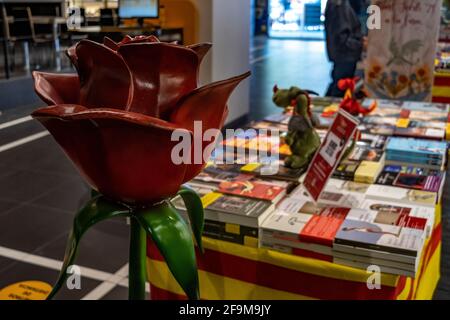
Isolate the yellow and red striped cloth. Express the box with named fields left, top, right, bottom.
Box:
left=146, top=206, right=442, bottom=300
left=432, top=72, right=450, bottom=104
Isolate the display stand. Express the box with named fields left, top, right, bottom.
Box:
left=146, top=205, right=442, bottom=300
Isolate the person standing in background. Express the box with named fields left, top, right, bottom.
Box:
left=325, top=0, right=367, bottom=97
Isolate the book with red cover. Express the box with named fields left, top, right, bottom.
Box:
left=217, top=176, right=286, bottom=202
left=298, top=207, right=350, bottom=247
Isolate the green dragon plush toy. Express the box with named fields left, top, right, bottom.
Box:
left=272, top=86, right=321, bottom=170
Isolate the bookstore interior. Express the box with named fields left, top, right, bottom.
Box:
left=0, top=0, right=450, bottom=303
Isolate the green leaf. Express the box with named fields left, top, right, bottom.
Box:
left=47, top=196, right=131, bottom=299
left=135, top=201, right=199, bottom=300
left=176, top=185, right=205, bottom=252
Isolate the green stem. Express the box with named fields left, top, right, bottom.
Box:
left=128, top=216, right=147, bottom=300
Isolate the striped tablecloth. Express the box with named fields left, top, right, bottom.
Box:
left=146, top=206, right=442, bottom=300
left=433, top=72, right=450, bottom=104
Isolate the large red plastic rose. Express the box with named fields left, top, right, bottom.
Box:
left=32, top=36, right=250, bottom=204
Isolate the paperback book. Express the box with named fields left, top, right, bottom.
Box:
left=354, top=159, right=385, bottom=184
left=358, top=199, right=435, bottom=237
left=260, top=198, right=350, bottom=260
left=365, top=185, right=437, bottom=207
left=176, top=183, right=275, bottom=228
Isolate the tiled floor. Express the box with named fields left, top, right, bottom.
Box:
left=0, top=35, right=448, bottom=300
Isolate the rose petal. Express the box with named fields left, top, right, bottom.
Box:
left=76, top=40, right=132, bottom=110
left=33, top=71, right=80, bottom=105
left=103, top=37, right=119, bottom=51
left=32, top=105, right=191, bottom=204
left=170, top=71, right=251, bottom=182
left=187, top=43, right=212, bottom=64
left=66, top=44, right=78, bottom=69
left=118, top=42, right=199, bottom=118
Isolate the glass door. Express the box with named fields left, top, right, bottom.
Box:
left=268, top=0, right=326, bottom=39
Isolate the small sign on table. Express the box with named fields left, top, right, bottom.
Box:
left=303, top=109, right=359, bottom=202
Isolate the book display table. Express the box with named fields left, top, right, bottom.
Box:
left=146, top=204, right=441, bottom=300
left=145, top=96, right=449, bottom=300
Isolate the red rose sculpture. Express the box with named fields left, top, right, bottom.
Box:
left=32, top=36, right=250, bottom=204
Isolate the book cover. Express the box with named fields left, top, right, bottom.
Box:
left=358, top=123, right=395, bottom=136
left=178, top=212, right=259, bottom=248
left=291, top=184, right=366, bottom=209
left=393, top=173, right=444, bottom=193
left=176, top=184, right=275, bottom=228
left=348, top=146, right=383, bottom=162
left=217, top=177, right=286, bottom=202
left=334, top=219, right=425, bottom=257
left=407, top=110, right=449, bottom=122
left=365, top=185, right=437, bottom=207
left=360, top=199, right=435, bottom=237
left=354, top=160, right=384, bottom=184
left=333, top=161, right=360, bottom=181
left=261, top=199, right=349, bottom=248
left=386, top=137, right=447, bottom=159
left=376, top=171, right=399, bottom=186
left=362, top=99, right=403, bottom=111
left=205, top=192, right=273, bottom=218
left=194, top=167, right=243, bottom=185
left=326, top=179, right=371, bottom=194
left=380, top=165, right=438, bottom=176
left=385, top=159, right=444, bottom=171
left=359, top=133, right=387, bottom=150
left=408, top=120, right=448, bottom=130
left=402, top=101, right=450, bottom=113
left=203, top=219, right=259, bottom=238
left=299, top=207, right=349, bottom=247
left=385, top=153, right=444, bottom=164
left=394, top=127, right=445, bottom=140
left=363, top=116, right=398, bottom=126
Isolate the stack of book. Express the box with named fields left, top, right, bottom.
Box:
left=260, top=198, right=348, bottom=262
left=385, top=137, right=448, bottom=171
left=360, top=99, right=450, bottom=140
left=260, top=196, right=431, bottom=277
left=394, top=102, right=449, bottom=140
left=179, top=97, right=448, bottom=278
left=333, top=206, right=428, bottom=277
left=173, top=183, right=275, bottom=248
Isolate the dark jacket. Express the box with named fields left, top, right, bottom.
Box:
left=325, top=0, right=363, bottom=62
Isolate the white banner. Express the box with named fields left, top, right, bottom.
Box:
left=365, top=0, right=442, bottom=101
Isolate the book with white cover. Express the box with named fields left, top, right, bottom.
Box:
left=334, top=218, right=425, bottom=258
left=260, top=198, right=349, bottom=255
left=359, top=199, right=435, bottom=238
left=290, top=183, right=366, bottom=208
left=402, top=101, right=450, bottom=113
left=365, top=184, right=437, bottom=208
